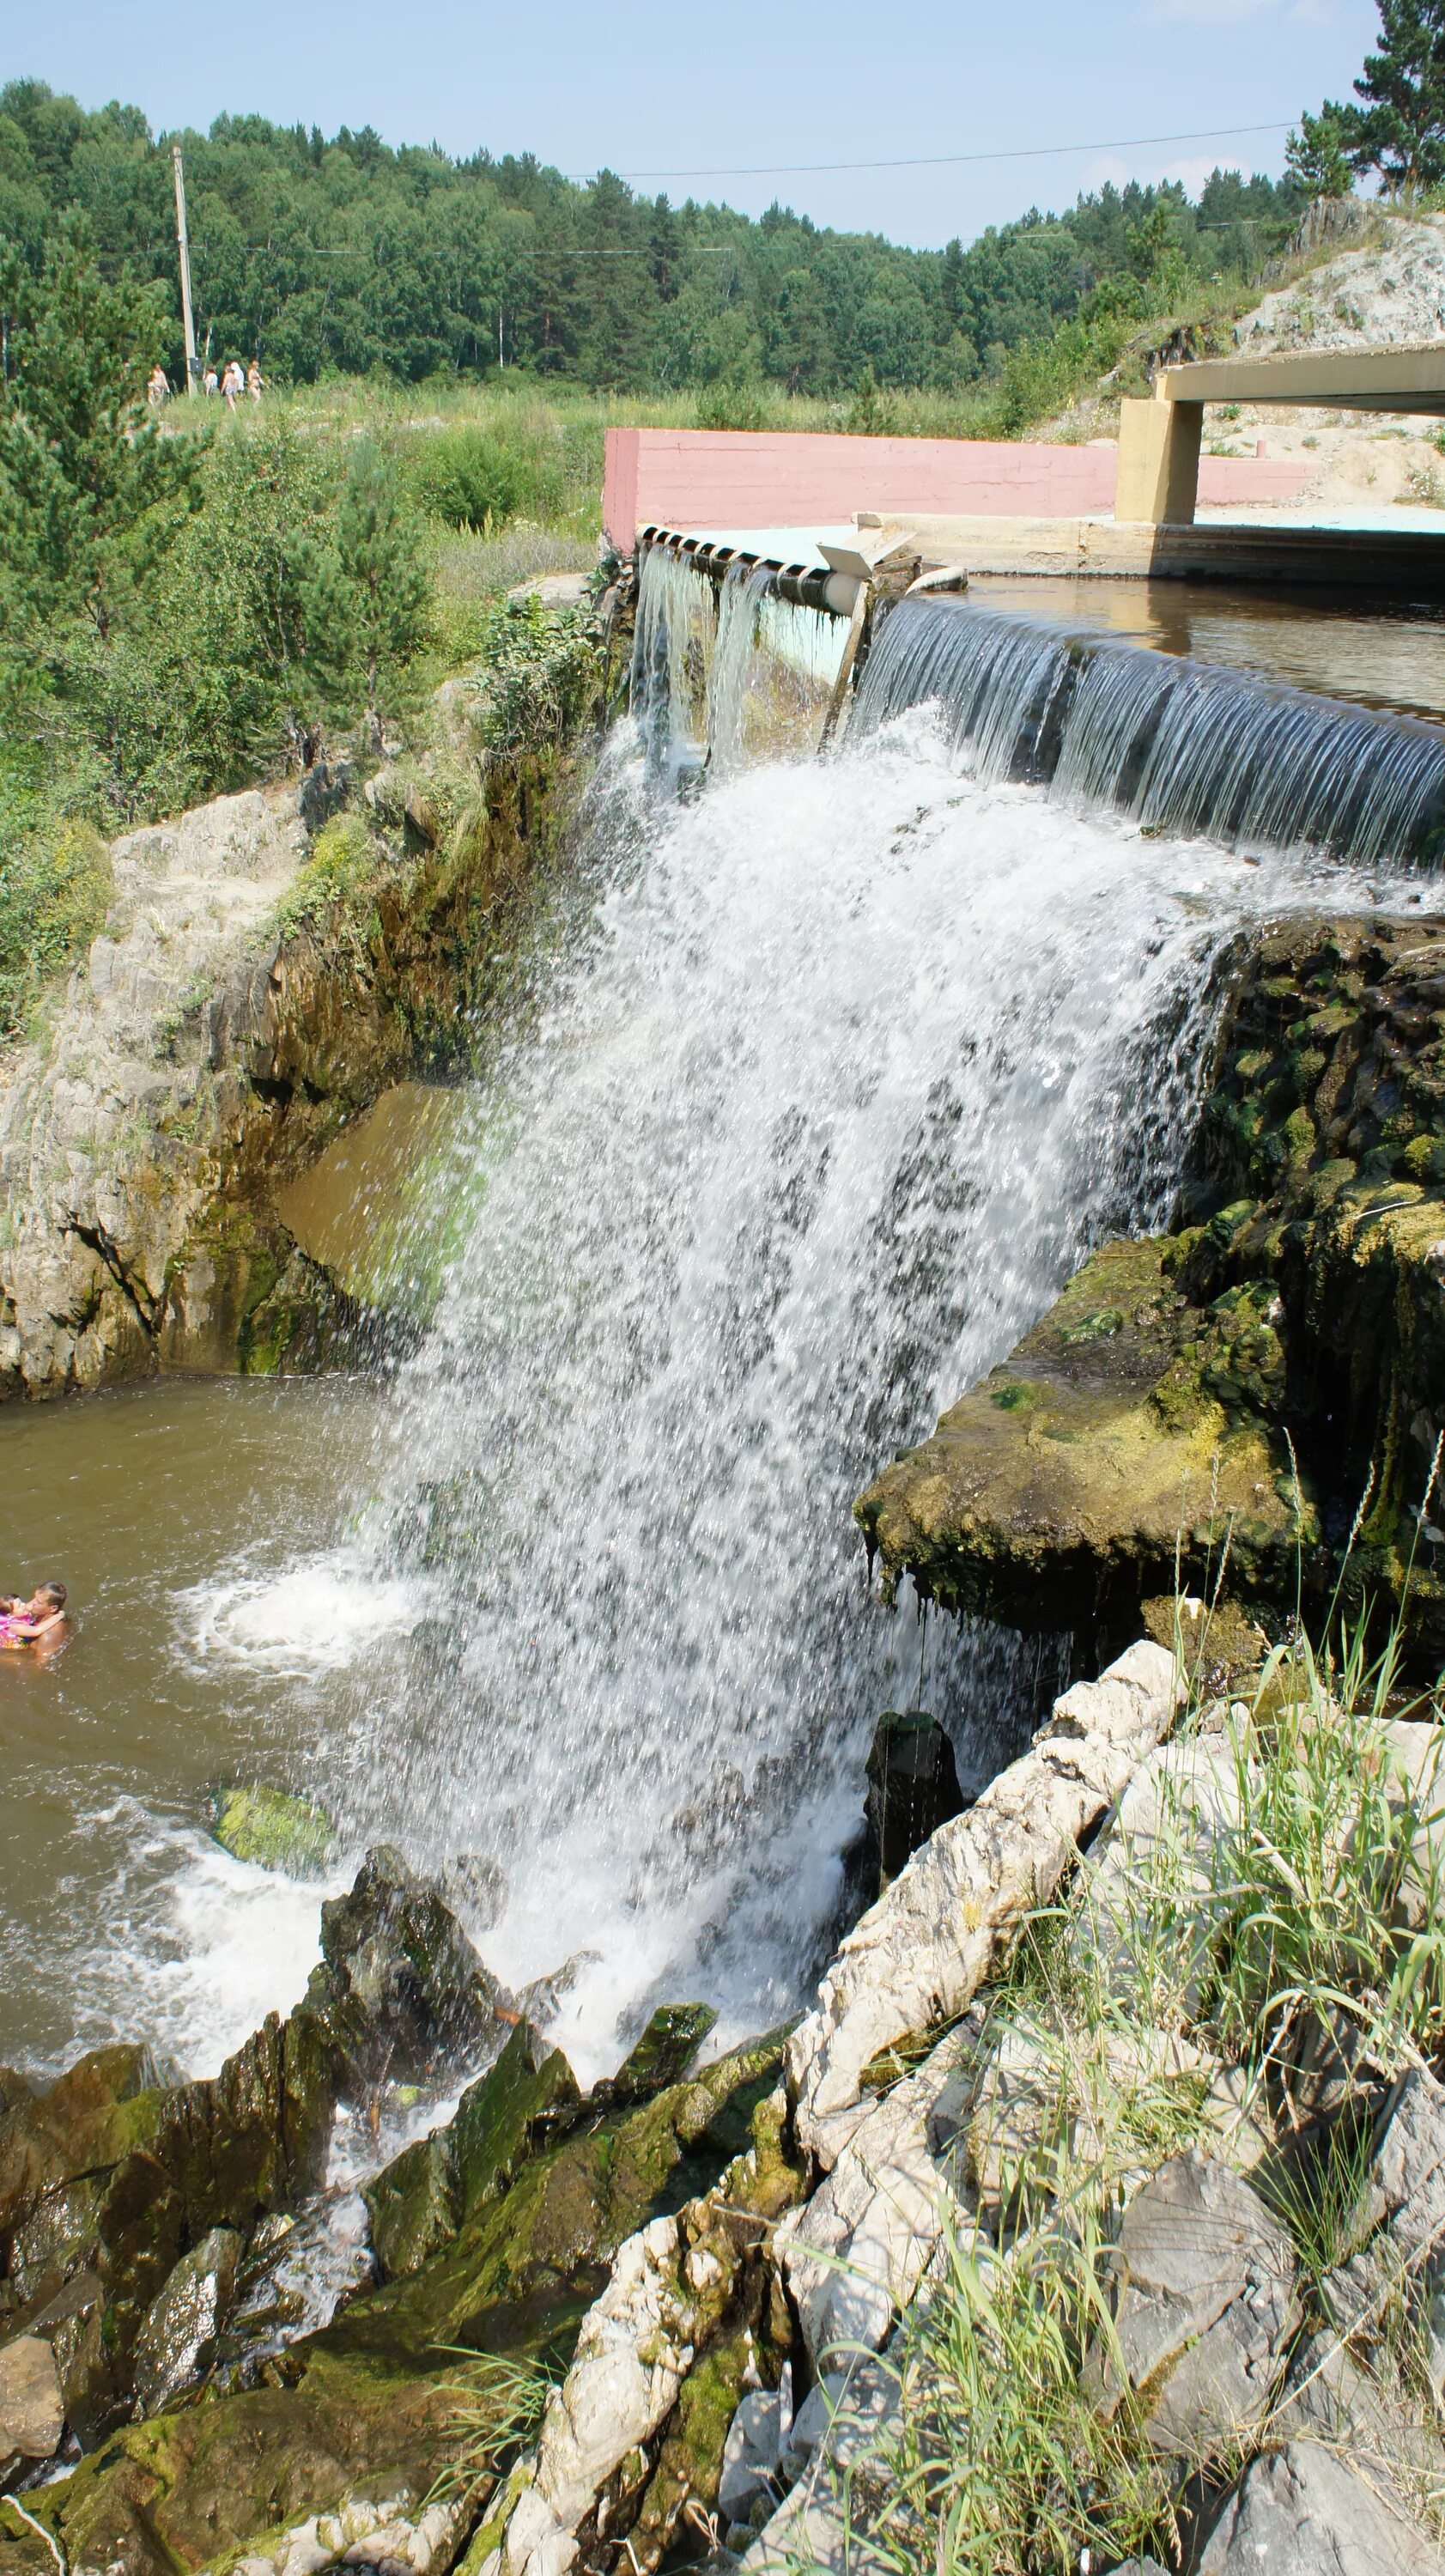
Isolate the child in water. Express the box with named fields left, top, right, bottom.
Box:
left=0, top=1583, right=68, bottom=1651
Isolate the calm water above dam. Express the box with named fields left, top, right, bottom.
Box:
left=3, top=580, right=1442, bottom=2087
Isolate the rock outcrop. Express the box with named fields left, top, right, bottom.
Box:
left=788, top=1637, right=1182, bottom=2168
left=859, top=915, right=1445, bottom=1643
left=0, top=713, right=592, bottom=1400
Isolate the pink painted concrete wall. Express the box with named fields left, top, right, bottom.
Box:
left=602, top=425, right=1307, bottom=549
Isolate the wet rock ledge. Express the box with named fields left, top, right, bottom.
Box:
left=859, top=914, right=1445, bottom=1647
left=11, top=1638, right=1445, bottom=2575
left=0, top=1845, right=793, bottom=2576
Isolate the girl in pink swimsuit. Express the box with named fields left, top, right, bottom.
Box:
left=0, top=1582, right=68, bottom=1649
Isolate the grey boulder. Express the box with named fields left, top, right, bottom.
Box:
left=1197, top=2438, right=1445, bottom=2573
left=719, top=2386, right=785, bottom=2523
left=1090, top=2150, right=1299, bottom=2454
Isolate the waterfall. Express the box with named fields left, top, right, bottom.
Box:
left=629, top=545, right=718, bottom=789
left=855, top=598, right=1445, bottom=866
left=633, top=546, right=847, bottom=784
left=285, top=681, right=1381, bottom=2083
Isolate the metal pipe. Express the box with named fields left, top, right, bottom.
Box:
left=639, top=526, right=855, bottom=620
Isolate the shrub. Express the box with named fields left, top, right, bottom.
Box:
left=468, top=595, right=599, bottom=756
left=409, top=426, right=530, bottom=532
left=273, top=811, right=384, bottom=937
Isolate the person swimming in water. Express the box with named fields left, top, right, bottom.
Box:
left=0, top=1583, right=68, bottom=1651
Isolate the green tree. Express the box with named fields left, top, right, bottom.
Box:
left=147, top=419, right=354, bottom=789
left=0, top=213, right=184, bottom=641
left=334, top=438, right=430, bottom=716
left=1285, top=104, right=1358, bottom=199
left=1353, top=0, right=1445, bottom=191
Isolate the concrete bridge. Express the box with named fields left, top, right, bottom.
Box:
left=1116, top=340, right=1445, bottom=524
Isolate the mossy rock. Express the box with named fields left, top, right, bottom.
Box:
left=307, top=1845, right=516, bottom=2087
left=362, top=2019, right=580, bottom=2280
left=856, top=1236, right=1309, bottom=1632
left=326, top=2026, right=791, bottom=2372
left=859, top=914, right=1445, bottom=1647
left=16, top=2347, right=466, bottom=2576
left=606, top=2004, right=717, bottom=2105
left=211, top=1783, right=338, bottom=1878
left=0, top=2044, right=164, bottom=2236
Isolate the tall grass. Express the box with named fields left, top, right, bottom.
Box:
left=836, top=1590, right=1445, bottom=2576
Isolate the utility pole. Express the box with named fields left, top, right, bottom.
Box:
left=172, top=143, right=198, bottom=395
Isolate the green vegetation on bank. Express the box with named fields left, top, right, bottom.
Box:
left=0, top=214, right=609, bottom=1043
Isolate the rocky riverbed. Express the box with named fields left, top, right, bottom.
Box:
left=9, top=1631, right=1445, bottom=2576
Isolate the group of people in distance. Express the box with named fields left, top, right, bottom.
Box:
left=0, top=1582, right=67, bottom=1657
left=147, top=359, right=263, bottom=409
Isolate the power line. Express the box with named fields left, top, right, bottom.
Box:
left=565, top=118, right=1296, bottom=187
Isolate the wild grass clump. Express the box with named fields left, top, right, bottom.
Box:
left=426, top=2348, right=555, bottom=2506
left=867, top=2206, right=1176, bottom=2576
left=1203, top=1621, right=1445, bottom=2109
left=840, top=1571, right=1445, bottom=2576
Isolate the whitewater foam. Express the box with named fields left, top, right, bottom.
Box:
left=185, top=1560, right=429, bottom=1674
left=281, top=697, right=1390, bottom=2082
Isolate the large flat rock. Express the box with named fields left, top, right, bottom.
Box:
left=855, top=1236, right=1301, bottom=1628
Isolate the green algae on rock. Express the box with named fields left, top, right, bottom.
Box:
left=856, top=1236, right=1308, bottom=1633
left=211, top=1783, right=338, bottom=1878
left=605, top=2003, right=717, bottom=2105
left=8, top=2347, right=473, bottom=2576
left=363, top=2018, right=581, bottom=2281
left=9, top=2032, right=798, bottom=2574
left=334, top=2027, right=792, bottom=2373
left=859, top=917, right=1445, bottom=1643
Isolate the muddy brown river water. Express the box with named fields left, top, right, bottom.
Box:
left=0, top=1376, right=398, bottom=2075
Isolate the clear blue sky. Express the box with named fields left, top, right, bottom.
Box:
left=13, top=0, right=1382, bottom=249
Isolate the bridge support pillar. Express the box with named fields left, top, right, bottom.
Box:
left=1115, top=393, right=1203, bottom=526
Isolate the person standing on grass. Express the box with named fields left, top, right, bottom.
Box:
left=148, top=363, right=170, bottom=406
left=222, top=359, right=243, bottom=411
left=203, top=364, right=219, bottom=398
left=247, top=359, right=264, bottom=405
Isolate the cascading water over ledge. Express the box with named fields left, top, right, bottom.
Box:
left=853, top=596, right=1445, bottom=868
left=15, top=553, right=1437, bottom=2093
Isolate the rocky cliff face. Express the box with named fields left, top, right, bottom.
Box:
left=1238, top=210, right=1445, bottom=357
left=0, top=737, right=588, bottom=1401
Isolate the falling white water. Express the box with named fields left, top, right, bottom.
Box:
left=857, top=598, right=1445, bottom=865
left=251, top=675, right=1397, bottom=2087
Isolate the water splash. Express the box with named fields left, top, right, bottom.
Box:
left=855, top=598, right=1445, bottom=866
left=294, top=701, right=1381, bottom=2082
